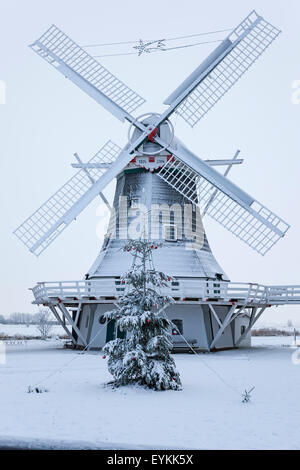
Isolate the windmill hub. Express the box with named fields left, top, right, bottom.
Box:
left=129, top=112, right=174, bottom=156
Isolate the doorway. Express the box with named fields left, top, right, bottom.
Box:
left=106, top=320, right=126, bottom=342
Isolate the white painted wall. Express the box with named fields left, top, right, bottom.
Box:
left=234, top=315, right=251, bottom=347
left=167, top=304, right=209, bottom=350
left=88, top=303, right=114, bottom=348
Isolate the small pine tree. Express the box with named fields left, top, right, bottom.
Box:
left=103, top=240, right=182, bottom=391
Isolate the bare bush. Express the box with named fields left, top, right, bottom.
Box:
left=36, top=308, right=53, bottom=340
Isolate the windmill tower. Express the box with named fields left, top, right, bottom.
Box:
left=15, top=11, right=300, bottom=351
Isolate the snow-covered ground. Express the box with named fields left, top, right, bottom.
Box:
left=0, top=324, right=67, bottom=338
left=0, top=337, right=300, bottom=449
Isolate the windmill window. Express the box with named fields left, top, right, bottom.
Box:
left=172, top=319, right=183, bottom=335
left=163, top=224, right=177, bottom=242
left=241, top=325, right=246, bottom=335
left=192, top=208, right=197, bottom=231
left=99, top=315, right=106, bottom=325
left=130, top=197, right=140, bottom=208
left=171, top=281, right=180, bottom=292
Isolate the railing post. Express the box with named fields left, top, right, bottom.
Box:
left=223, top=281, right=228, bottom=300
left=254, top=283, right=260, bottom=303
left=264, top=285, right=269, bottom=304
left=246, top=283, right=252, bottom=303
left=44, top=282, right=49, bottom=301
left=200, top=281, right=205, bottom=300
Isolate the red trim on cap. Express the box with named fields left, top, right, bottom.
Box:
left=148, top=127, right=158, bottom=142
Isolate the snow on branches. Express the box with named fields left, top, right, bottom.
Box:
left=103, top=240, right=182, bottom=391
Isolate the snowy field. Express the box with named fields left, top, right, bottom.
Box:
left=0, top=324, right=67, bottom=338
left=0, top=337, right=300, bottom=450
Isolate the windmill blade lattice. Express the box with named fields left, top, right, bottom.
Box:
left=14, top=141, right=122, bottom=256
left=14, top=11, right=289, bottom=257
left=164, top=11, right=281, bottom=128
left=157, top=153, right=289, bottom=255
left=30, top=25, right=146, bottom=121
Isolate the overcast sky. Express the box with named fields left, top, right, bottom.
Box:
left=0, top=0, right=300, bottom=325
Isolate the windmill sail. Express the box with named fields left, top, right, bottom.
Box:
left=14, top=12, right=289, bottom=258
left=14, top=141, right=122, bottom=256
left=157, top=141, right=289, bottom=255
left=163, top=11, right=281, bottom=127
left=30, top=25, right=146, bottom=122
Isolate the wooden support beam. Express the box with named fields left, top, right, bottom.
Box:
left=208, top=304, right=222, bottom=327
left=235, top=306, right=267, bottom=346
left=74, top=302, right=82, bottom=327
left=49, top=305, right=76, bottom=344
left=209, top=304, right=236, bottom=350
left=57, top=302, right=88, bottom=347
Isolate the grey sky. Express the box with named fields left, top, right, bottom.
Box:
left=1, top=0, right=300, bottom=325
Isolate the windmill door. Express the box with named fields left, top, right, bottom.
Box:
left=106, top=320, right=125, bottom=342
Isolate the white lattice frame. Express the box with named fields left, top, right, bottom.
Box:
left=14, top=141, right=121, bottom=255
left=30, top=25, right=145, bottom=120
left=156, top=154, right=289, bottom=255
left=162, top=11, right=281, bottom=128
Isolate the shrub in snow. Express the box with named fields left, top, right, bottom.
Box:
left=27, top=385, right=48, bottom=393
left=36, top=308, right=53, bottom=340
left=103, top=240, right=182, bottom=391
left=242, top=387, right=255, bottom=403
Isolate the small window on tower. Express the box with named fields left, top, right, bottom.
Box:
left=172, top=319, right=183, bottom=335
left=163, top=224, right=177, bottom=242
left=130, top=197, right=140, bottom=208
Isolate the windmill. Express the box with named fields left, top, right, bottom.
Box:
left=14, top=11, right=300, bottom=351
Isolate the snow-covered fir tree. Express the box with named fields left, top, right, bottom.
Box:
left=103, top=239, right=182, bottom=391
